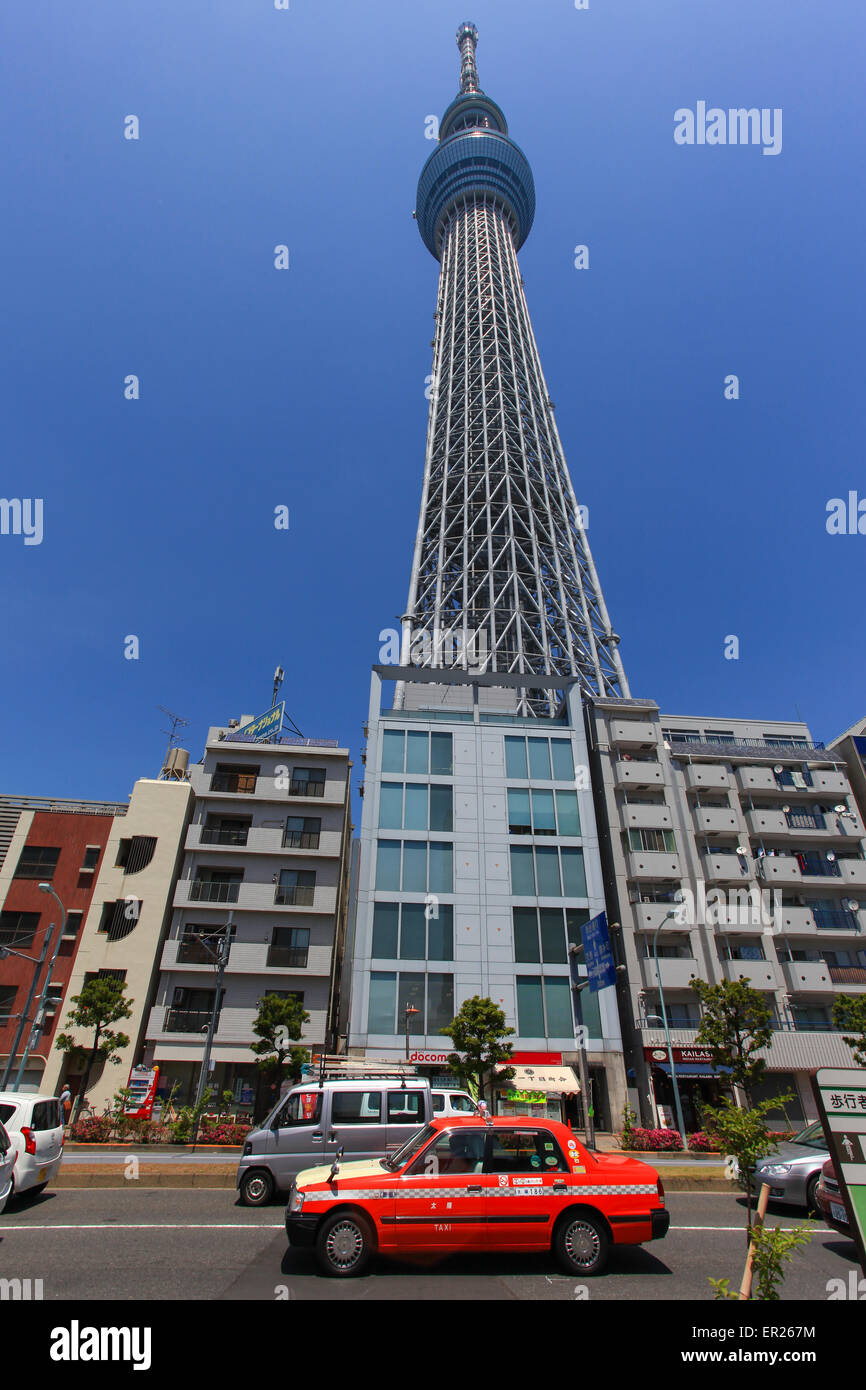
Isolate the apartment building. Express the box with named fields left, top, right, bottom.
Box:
left=0, top=795, right=127, bottom=1090
left=348, top=669, right=626, bottom=1131
left=586, top=700, right=866, bottom=1131
left=143, top=719, right=352, bottom=1115
left=39, top=778, right=194, bottom=1105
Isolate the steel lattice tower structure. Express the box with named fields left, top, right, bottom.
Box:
left=398, top=23, right=629, bottom=718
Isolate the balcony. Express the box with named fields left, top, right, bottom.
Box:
left=781, top=961, right=833, bottom=993
left=274, top=885, right=315, bottom=907
left=719, top=959, right=779, bottom=989
left=621, top=803, right=672, bottom=831
left=200, top=825, right=250, bottom=846
left=814, top=906, right=862, bottom=932
left=289, top=779, right=325, bottom=798
left=188, top=879, right=241, bottom=904
left=828, top=966, right=866, bottom=987
left=736, top=766, right=777, bottom=794
left=627, top=851, right=681, bottom=880
left=266, top=945, right=309, bottom=969
left=694, top=807, right=739, bottom=834
left=610, top=719, right=658, bottom=747
left=164, top=1008, right=217, bottom=1034
left=634, top=902, right=685, bottom=932
left=702, top=853, right=751, bottom=884
left=640, top=957, right=699, bottom=990
left=685, top=764, right=730, bottom=792
left=615, top=760, right=664, bottom=788
left=758, top=855, right=843, bottom=886
left=810, top=770, right=850, bottom=796
left=837, top=859, right=866, bottom=886
left=746, top=809, right=787, bottom=837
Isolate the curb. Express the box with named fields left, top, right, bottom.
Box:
left=53, top=1169, right=733, bottom=1192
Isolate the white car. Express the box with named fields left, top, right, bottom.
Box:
left=0, top=1121, right=16, bottom=1214
left=0, top=1093, right=64, bottom=1198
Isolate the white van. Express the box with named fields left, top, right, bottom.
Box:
left=0, top=1093, right=64, bottom=1198
left=431, top=1089, right=479, bottom=1117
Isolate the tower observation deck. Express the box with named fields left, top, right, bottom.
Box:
left=399, top=23, right=629, bottom=717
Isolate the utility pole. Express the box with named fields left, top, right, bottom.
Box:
left=568, top=946, right=595, bottom=1149
left=14, top=884, right=67, bottom=1090
left=0, top=927, right=55, bottom=1090
left=191, top=916, right=233, bottom=1138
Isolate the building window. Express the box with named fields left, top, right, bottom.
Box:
left=0, top=985, right=18, bottom=1024
left=513, top=907, right=589, bottom=963
left=627, top=828, right=676, bottom=854
left=507, top=788, right=581, bottom=837
left=190, top=871, right=242, bottom=903
left=516, top=976, right=581, bottom=1039
left=381, top=729, right=453, bottom=776
left=372, top=903, right=454, bottom=960
left=509, top=846, right=586, bottom=898
left=637, top=934, right=692, bottom=959
left=645, top=1000, right=699, bottom=1028
left=283, top=817, right=321, bottom=849
left=211, top=764, right=259, bottom=794
left=115, top=836, right=157, bottom=873
left=97, top=900, right=142, bottom=941
left=504, top=737, right=574, bottom=781
left=81, top=846, right=101, bottom=871
left=367, top=971, right=454, bottom=1034
left=289, top=768, right=326, bottom=797
left=374, top=841, right=453, bottom=894
left=177, top=923, right=235, bottom=964
left=0, top=911, right=40, bottom=949
left=276, top=870, right=315, bottom=906
left=267, top=926, right=310, bottom=968
left=83, top=968, right=127, bottom=986
left=378, top=783, right=453, bottom=832
left=718, top=939, right=766, bottom=962
left=63, top=912, right=84, bottom=938
left=14, top=846, right=60, bottom=880
left=202, top=818, right=250, bottom=846
left=166, top=986, right=222, bottom=1033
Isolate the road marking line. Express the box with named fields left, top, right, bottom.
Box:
left=0, top=1223, right=284, bottom=1231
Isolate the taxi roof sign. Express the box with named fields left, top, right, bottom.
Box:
left=812, top=1067, right=866, bottom=1275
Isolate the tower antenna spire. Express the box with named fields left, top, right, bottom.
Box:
left=456, top=21, right=480, bottom=94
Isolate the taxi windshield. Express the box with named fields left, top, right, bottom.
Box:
left=381, top=1123, right=436, bottom=1172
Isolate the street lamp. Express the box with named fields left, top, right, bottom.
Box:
left=403, top=1003, right=419, bottom=1059
left=12, top=885, right=68, bottom=1092
left=651, top=908, right=689, bottom=1150
left=191, top=916, right=234, bottom=1138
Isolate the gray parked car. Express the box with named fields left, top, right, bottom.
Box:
left=744, top=1120, right=829, bottom=1210
left=236, top=1078, right=434, bottom=1206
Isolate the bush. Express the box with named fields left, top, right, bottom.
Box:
left=70, top=1116, right=114, bottom=1143
left=626, top=1127, right=683, bottom=1152
left=196, top=1123, right=252, bottom=1146
left=688, top=1131, right=719, bottom=1152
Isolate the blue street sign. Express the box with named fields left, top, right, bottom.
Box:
left=580, top=911, right=617, bottom=993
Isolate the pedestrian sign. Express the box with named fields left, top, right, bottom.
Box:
left=812, top=1068, right=866, bottom=1275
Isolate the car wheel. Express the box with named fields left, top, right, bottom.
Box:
left=315, top=1211, right=374, bottom=1278
left=555, top=1211, right=610, bottom=1276
left=805, top=1173, right=819, bottom=1214
left=239, top=1170, right=274, bottom=1207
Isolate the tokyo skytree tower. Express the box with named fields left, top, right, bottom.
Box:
left=398, top=23, right=629, bottom=715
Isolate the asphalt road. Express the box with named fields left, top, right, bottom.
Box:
left=0, top=1187, right=860, bottom=1301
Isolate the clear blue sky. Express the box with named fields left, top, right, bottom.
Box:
left=2, top=0, right=864, bottom=807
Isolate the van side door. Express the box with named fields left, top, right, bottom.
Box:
left=384, top=1089, right=429, bottom=1157
left=270, top=1090, right=325, bottom=1188
left=328, top=1089, right=386, bottom=1163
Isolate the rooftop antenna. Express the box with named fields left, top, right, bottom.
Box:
left=272, top=665, right=285, bottom=709
left=158, top=706, right=190, bottom=778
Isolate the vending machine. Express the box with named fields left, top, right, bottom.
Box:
left=124, top=1064, right=160, bottom=1119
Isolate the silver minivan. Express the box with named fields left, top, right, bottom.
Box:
left=236, top=1078, right=433, bottom=1205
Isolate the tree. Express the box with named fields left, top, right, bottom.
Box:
left=55, top=977, right=133, bottom=1124
left=702, top=1094, right=792, bottom=1233
left=250, top=993, right=310, bottom=1114
left=690, top=976, right=774, bottom=1103
left=832, top=993, right=866, bottom=1068
left=442, top=996, right=515, bottom=1107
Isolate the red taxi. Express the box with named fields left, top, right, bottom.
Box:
left=285, top=1115, right=669, bottom=1277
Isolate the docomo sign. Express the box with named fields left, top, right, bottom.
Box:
left=409, top=1051, right=449, bottom=1064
